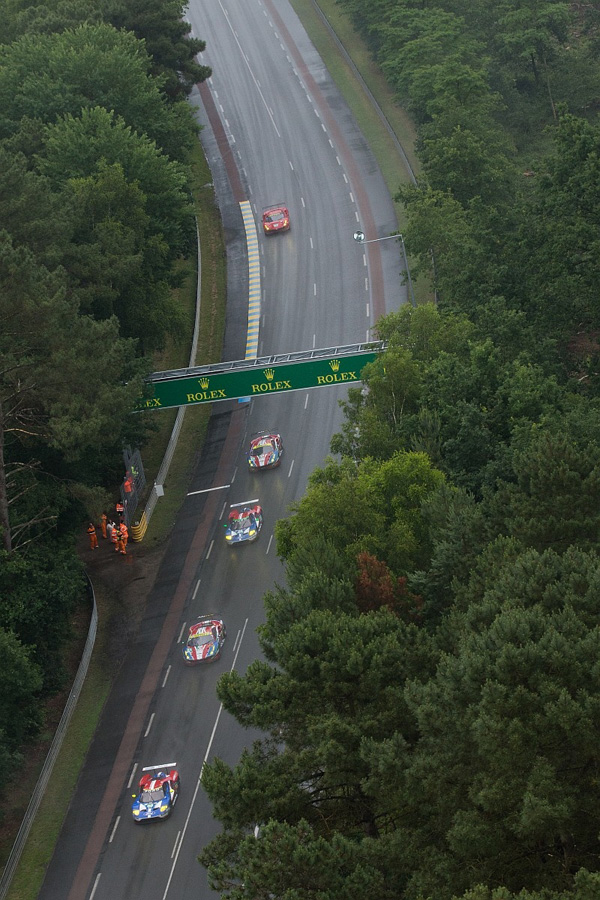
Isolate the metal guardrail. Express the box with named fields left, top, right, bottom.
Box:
left=131, top=219, right=203, bottom=541
left=0, top=577, right=98, bottom=899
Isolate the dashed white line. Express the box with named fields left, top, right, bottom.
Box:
left=349, top=192, right=354, bottom=203
left=162, top=620, right=249, bottom=899
left=310, top=237, right=314, bottom=249
left=220, top=502, right=227, bottom=519
left=343, top=173, right=348, bottom=183
left=90, top=874, right=101, bottom=900
left=127, top=763, right=138, bottom=789
left=355, top=210, right=360, bottom=222
left=109, top=816, right=120, bottom=843
left=365, top=277, right=369, bottom=291
left=192, top=579, right=201, bottom=601
left=328, top=139, right=334, bottom=148
left=367, top=303, right=370, bottom=317
left=313, top=283, right=317, bottom=296
left=288, top=460, right=295, bottom=478
left=144, top=713, right=155, bottom=738
left=304, top=393, right=309, bottom=409
left=336, top=156, right=341, bottom=166
left=321, top=123, right=326, bottom=132
left=301, top=196, right=306, bottom=207
left=289, top=160, right=294, bottom=171
left=363, top=253, right=368, bottom=267
left=313, top=333, right=316, bottom=348
left=266, top=534, right=273, bottom=554
left=162, top=665, right=171, bottom=688
left=172, top=831, right=182, bottom=859
left=177, top=622, right=187, bottom=644
left=366, top=329, right=370, bottom=341
left=232, top=466, right=238, bottom=484
left=206, top=539, right=215, bottom=560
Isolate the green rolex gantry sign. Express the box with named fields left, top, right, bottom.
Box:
left=136, top=343, right=384, bottom=411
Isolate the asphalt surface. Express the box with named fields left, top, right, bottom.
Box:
left=38, top=1, right=405, bottom=898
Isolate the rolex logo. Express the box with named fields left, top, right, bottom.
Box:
left=199, top=377, right=210, bottom=389
left=264, top=368, right=275, bottom=381
left=329, top=359, right=341, bottom=372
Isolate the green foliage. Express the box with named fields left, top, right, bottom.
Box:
left=0, top=24, right=198, bottom=159
left=0, top=542, right=85, bottom=692
left=100, top=0, right=211, bottom=99
left=0, top=627, right=43, bottom=764
left=277, top=451, right=443, bottom=574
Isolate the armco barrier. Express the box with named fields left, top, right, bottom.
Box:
left=0, top=578, right=98, bottom=899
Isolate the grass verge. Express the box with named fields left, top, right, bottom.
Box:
left=288, top=0, right=431, bottom=303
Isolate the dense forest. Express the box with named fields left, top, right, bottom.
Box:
left=199, top=1, right=600, bottom=899
left=0, top=0, right=209, bottom=784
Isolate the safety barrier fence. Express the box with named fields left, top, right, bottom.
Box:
left=0, top=578, right=98, bottom=900
left=131, top=218, right=204, bottom=541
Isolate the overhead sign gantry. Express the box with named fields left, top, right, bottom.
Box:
left=136, top=342, right=385, bottom=411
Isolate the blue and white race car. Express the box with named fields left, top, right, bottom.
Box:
left=224, top=500, right=263, bottom=545
left=132, top=764, right=180, bottom=822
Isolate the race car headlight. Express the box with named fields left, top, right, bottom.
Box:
left=160, top=805, right=168, bottom=812
left=249, top=529, right=256, bottom=536
left=133, top=809, right=140, bottom=816
left=225, top=534, right=232, bottom=541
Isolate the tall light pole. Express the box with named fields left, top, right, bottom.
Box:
left=353, top=229, right=416, bottom=308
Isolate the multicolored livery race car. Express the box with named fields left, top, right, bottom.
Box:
left=132, top=764, right=180, bottom=822
left=182, top=617, right=226, bottom=665
left=262, top=204, right=290, bottom=235
left=247, top=432, right=284, bottom=470
left=225, top=501, right=263, bottom=544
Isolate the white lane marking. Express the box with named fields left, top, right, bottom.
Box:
left=363, top=253, right=367, bottom=267
left=355, top=210, right=360, bottom=222
left=367, top=303, right=370, bottom=317
left=313, top=284, right=316, bottom=296
left=366, top=329, right=370, bottom=341
left=232, top=466, right=238, bottom=484
left=187, top=484, right=230, bottom=496
left=127, top=763, right=138, bottom=789
left=171, top=831, right=182, bottom=859
left=288, top=460, right=295, bottom=478
left=289, top=160, right=294, bottom=171
left=162, top=665, right=171, bottom=688
left=163, top=619, right=249, bottom=900
left=90, top=874, right=102, bottom=900
left=365, top=277, right=369, bottom=291
left=321, top=123, right=326, bottom=132
left=336, top=156, right=341, bottom=166
left=304, top=393, right=309, bottom=409
left=232, top=629, right=241, bottom=654
left=177, top=622, right=187, bottom=644
left=192, top=579, right=201, bottom=601
left=144, top=714, right=155, bottom=738
left=314, top=107, right=320, bottom=118
left=310, top=237, right=314, bottom=249
left=266, top=534, right=273, bottom=554
left=312, top=334, right=316, bottom=348
left=216, top=0, right=281, bottom=137
left=220, top=502, right=227, bottom=519
left=349, top=192, right=354, bottom=203
left=329, top=139, right=334, bottom=148
left=301, top=196, right=305, bottom=207
left=206, top=540, right=215, bottom=560
left=109, top=816, right=120, bottom=843
left=343, top=173, right=348, bottom=183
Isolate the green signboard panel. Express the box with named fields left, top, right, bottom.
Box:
left=136, top=349, right=380, bottom=411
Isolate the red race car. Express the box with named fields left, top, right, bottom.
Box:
left=181, top=617, right=226, bottom=664
left=262, top=204, right=290, bottom=235
left=247, top=432, right=284, bottom=470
